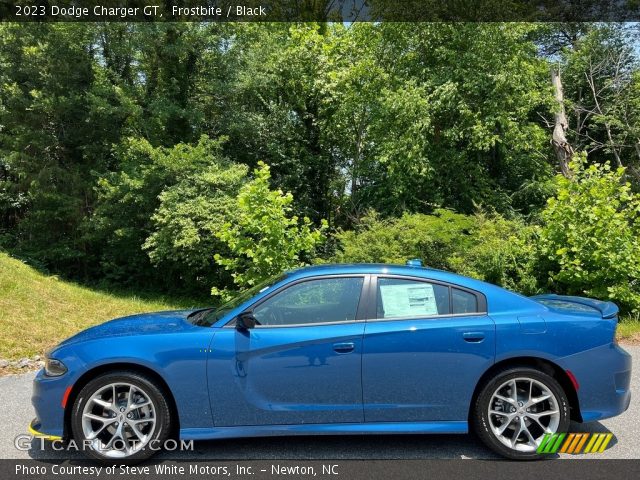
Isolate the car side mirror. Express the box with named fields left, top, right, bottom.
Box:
left=236, top=312, right=257, bottom=330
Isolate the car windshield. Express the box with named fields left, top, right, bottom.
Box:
left=191, top=273, right=286, bottom=326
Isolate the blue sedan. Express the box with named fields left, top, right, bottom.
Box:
left=30, top=261, right=631, bottom=462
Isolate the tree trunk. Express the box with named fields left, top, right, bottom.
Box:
left=551, top=67, right=574, bottom=177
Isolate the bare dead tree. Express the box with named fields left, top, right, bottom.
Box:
left=551, top=66, right=574, bottom=177
left=570, top=41, right=640, bottom=181
left=585, top=55, right=624, bottom=168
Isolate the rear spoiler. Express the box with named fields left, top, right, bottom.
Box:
left=531, top=294, right=619, bottom=319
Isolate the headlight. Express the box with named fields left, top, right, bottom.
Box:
left=44, top=358, right=67, bottom=377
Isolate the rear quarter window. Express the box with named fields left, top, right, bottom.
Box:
left=452, top=288, right=478, bottom=314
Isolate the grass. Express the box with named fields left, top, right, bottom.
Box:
left=617, top=314, right=640, bottom=344
left=0, top=252, right=204, bottom=361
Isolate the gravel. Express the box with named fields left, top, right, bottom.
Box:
left=0, top=356, right=45, bottom=371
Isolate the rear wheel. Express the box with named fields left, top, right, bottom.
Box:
left=71, top=371, right=171, bottom=464
left=472, top=367, right=570, bottom=460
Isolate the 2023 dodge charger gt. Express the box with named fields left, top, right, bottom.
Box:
left=30, top=262, right=631, bottom=462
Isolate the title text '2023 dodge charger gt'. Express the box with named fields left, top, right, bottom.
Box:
left=30, top=261, right=631, bottom=462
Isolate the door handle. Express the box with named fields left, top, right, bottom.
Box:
left=333, top=342, right=355, bottom=353
left=463, top=332, right=485, bottom=343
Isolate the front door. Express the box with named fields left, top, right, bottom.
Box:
left=209, top=276, right=367, bottom=426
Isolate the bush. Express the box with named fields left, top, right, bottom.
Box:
left=539, top=156, right=640, bottom=312
left=90, top=136, right=246, bottom=295
left=449, top=211, right=539, bottom=295
left=213, top=162, right=327, bottom=296
left=331, top=209, right=475, bottom=270
left=142, top=143, right=248, bottom=293
left=331, top=208, right=539, bottom=295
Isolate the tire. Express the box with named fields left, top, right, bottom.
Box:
left=71, top=371, right=172, bottom=464
left=472, top=366, right=570, bottom=460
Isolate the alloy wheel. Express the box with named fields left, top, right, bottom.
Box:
left=81, top=382, right=156, bottom=458
left=487, top=377, right=561, bottom=452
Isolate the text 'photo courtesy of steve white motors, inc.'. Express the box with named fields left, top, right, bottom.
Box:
left=13, top=462, right=340, bottom=478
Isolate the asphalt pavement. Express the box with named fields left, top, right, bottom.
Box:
left=0, top=346, right=637, bottom=460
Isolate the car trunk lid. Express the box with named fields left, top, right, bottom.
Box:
left=530, top=294, right=619, bottom=319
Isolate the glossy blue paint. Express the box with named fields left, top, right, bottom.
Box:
left=33, top=310, right=215, bottom=436
left=362, top=313, right=495, bottom=422
left=555, top=343, right=632, bottom=421
left=209, top=322, right=365, bottom=426
left=31, top=263, right=631, bottom=444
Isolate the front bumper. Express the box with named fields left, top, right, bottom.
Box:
left=28, top=418, right=62, bottom=441
left=557, top=343, right=632, bottom=422
left=31, top=368, right=71, bottom=439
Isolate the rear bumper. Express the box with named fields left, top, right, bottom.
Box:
left=557, top=343, right=632, bottom=422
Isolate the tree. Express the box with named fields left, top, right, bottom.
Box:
left=0, top=24, right=134, bottom=277
left=539, top=155, right=640, bottom=312
left=90, top=136, right=244, bottom=294
left=214, top=162, right=327, bottom=294
left=339, top=23, right=553, bottom=217
left=551, top=66, right=574, bottom=177
left=142, top=143, right=247, bottom=293
left=220, top=24, right=336, bottom=224
left=543, top=24, right=640, bottom=179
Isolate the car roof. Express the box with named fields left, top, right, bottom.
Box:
left=287, top=263, right=485, bottom=289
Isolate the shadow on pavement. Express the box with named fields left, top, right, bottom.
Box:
left=27, top=434, right=498, bottom=461
left=26, top=422, right=616, bottom=461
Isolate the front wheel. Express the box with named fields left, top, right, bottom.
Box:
left=71, top=371, right=172, bottom=464
left=472, top=367, right=570, bottom=460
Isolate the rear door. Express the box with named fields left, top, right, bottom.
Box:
left=362, top=275, right=496, bottom=422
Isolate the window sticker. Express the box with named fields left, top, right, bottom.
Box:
left=379, top=283, right=438, bottom=317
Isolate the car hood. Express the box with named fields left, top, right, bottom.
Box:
left=56, top=310, right=198, bottom=347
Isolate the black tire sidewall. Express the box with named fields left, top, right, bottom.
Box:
left=473, top=367, right=570, bottom=460
left=71, top=371, right=171, bottom=464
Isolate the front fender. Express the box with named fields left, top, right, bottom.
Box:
left=34, top=329, right=215, bottom=438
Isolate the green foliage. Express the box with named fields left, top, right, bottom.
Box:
left=220, top=24, right=337, bottom=224
left=332, top=209, right=539, bottom=294
left=332, top=209, right=475, bottom=270
left=91, top=136, right=246, bottom=294
left=214, top=162, right=327, bottom=295
left=0, top=24, right=135, bottom=276
left=449, top=212, right=540, bottom=295
left=557, top=24, right=640, bottom=173
left=2, top=22, right=640, bottom=305
left=539, top=156, right=640, bottom=312
left=354, top=23, right=552, bottom=216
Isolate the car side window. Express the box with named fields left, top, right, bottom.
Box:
left=452, top=288, right=478, bottom=314
left=252, top=277, right=364, bottom=326
left=376, top=278, right=450, bottom=319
